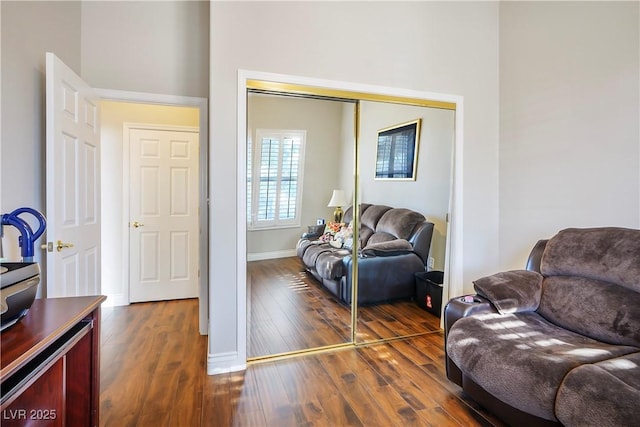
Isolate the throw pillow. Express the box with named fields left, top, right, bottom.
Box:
left=319, top=221, right=344, bottom=243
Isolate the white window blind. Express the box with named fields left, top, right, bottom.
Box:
left=376, top=133, right=412, bottom=178
left=249, top=129, right=305, bottom=229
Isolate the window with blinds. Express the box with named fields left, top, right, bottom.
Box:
left=248, top=129, right=306, bottom=229
left=375, top=119, right=420, bottom=180
left=376, top=133, right=411, bottom=177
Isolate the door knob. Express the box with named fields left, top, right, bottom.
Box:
left=56, top=240, right=74, bottom=252
left=132, top=221, right=145, bottom=228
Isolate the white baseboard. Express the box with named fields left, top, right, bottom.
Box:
left=101, top=293, right=129, bottom=307
left=207, top=351, right=246, bottom=375
left=247, top=249, right=297, bottom=262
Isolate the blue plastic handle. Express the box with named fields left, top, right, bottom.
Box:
left=9, top=208, right=46, bottom=240
left=1, top=208, right=47, bottom=260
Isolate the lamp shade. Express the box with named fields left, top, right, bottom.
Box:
left=327, top=189, right=348, bottom=207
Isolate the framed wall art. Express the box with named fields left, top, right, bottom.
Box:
left=374, top=119, right=421, bottom=180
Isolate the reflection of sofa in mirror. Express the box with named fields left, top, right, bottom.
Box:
left=296, top=203, right=434, bottom=305
left=444, top=227, right=640, bottom=427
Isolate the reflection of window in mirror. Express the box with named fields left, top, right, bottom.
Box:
left=248, top=129, right=306, bottom=230
left=375, top=119, right=420, bottom=180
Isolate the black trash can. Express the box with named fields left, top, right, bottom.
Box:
left=415, top=271, right=444, bottom=316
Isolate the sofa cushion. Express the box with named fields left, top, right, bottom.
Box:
left=301, top=242, right=333, bottom=268
left=447, top=312, right=639, bottom=421
left=361, top=239, right=413, bottom=256
left=555, top=352, right=640, bottom=427
left=296, top=238, right=313, bottom=259
left=537, top=276, right=640, bottom=347
left=359, top=205, right=392, bottom=247
left=541, top=227, right=640, bottom=293
left=376, top=208, right=426, bottom=240
left=315, top=249, right=350, bottom=280
left=358, top=227, right=375, bottom=247
left=342, top=203, right=371, bottom=225
left=366, top=231, right=397, bottom=246
left=360, top=205, right=392, bottom=230
left=473, top=270, right=543, bottom=314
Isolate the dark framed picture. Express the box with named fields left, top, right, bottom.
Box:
left=375, top=119, right=421, bottom=180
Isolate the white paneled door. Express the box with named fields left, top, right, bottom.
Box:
left=45, top=52, right=101, bottom=298
left=128, top=127, right=199, bottom=302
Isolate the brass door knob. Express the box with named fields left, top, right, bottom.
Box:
left=132, top=221, right=145, bottom=228
left=56, top=240, right=74, bottom=252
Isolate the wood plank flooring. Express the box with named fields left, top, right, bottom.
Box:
left=100, top=299, right=208, bottom=427
left=248, top=257, right=442, bottom=358
left=99, top=258, right=506, bottom=426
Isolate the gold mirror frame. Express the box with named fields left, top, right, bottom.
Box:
left=245, top=78, right=457, bottom=364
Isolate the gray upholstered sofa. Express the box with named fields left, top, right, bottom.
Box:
left=445, top=227, right=640, bottom=427
left=296, top=203, right=434, bottom=305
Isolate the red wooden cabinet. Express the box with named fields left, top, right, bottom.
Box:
left=1, top=296, right=106, bottom=426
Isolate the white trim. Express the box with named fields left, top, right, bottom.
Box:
left=236, top=69, right=464, bottom=370
left=97, top=88, right=209, bottom=336
left=247, top=249, right=297, bottom=262
left=207, top=351, right=246, bottom=375
left=123, top=123, right=199, bottom=133
left=102, top=292, right=128, bottom=308
left=242, top=69, right=462, bottom=105
left=236, top=76, right=249, bottom=369
left=95, top=88, right=204, bottom=107
left=442, top=102, right=464, bottom=321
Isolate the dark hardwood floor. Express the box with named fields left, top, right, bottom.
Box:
left=99, top=258, right=505, bottom=426
left=248, top=256, right=442, bottom=358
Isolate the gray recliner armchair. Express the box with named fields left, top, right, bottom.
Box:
left=444, top=227, right=640, bottom=427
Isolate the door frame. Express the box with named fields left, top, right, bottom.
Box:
left=236, top=69, right=464, bottom=364
left=96, top=88, right=209, bottom=335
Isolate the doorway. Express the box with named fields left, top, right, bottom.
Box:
left=126, top=125, right=200, bottom=303
left=98, top=93, right=209, bottom=335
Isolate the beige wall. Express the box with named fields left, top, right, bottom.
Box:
left=81, top=1, right=209, bottom=97
left=499, top=2, right=640, bottom=267
left=0, top=1, right=81, bottom=260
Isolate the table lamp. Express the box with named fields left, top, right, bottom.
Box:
left=327, top=189, right=348, bottom=223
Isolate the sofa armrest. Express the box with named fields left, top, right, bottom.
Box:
left=444, top=294, right=496, bottom=335
left=525, top=239, right=548, bottom=273
left=473, top=269, right=543, bottom=314
left=408, top=221, right=434, bottom=264
left=444, top=295, right=497, bottom=386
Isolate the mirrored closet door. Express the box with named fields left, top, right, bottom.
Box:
left=246, top=92, right=357, bottom=359
left=244, top=79, right=457, bottom=361
left=354, top=100, right=455, bottom=345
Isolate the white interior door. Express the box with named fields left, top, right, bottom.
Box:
left=45, top=52, right=101, bottom=298
left=128, top=127, right=199, bottom=302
